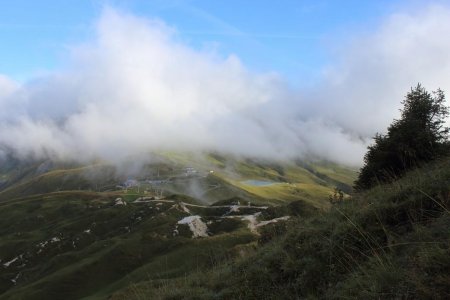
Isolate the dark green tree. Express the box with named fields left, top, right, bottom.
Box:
left=355, top=84, right=450, bottom=190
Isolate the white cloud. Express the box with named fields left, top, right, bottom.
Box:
left=1, top=4, right=450, bottom=167
left=313, top=4, right=450, bottom=137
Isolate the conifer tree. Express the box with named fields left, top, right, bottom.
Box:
left=355, top=84, right=449, bottom=190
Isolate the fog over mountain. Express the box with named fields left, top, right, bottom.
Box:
left=1, top=4, right=450, bottom=166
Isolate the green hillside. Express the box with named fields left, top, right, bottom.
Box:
left=0, top=154, right=356, bottom=299
left=0, top=154, right=356, bottom=206
left=122, top=156, right=450, bottom=299
left=2, top=153, right=449, bottom=299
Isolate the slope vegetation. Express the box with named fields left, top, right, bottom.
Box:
left=122, top=157, right=450, bottom=299
left=0, top=154, right=355, bottom=299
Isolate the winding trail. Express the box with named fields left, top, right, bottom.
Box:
left=132, top=197, right=288, bottom=237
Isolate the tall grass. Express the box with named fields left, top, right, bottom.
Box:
left=117, top=157, right=450, bottom=299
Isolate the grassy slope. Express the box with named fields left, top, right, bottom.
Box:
left=124, top=157, right=450, bottom=299
left=0, top=154, right=356, bottom=207
left=0, top=154, right=356, bottom=299
left=0, top=191, right=260, bottom=300
left=0, top=164, right=118, bottom=202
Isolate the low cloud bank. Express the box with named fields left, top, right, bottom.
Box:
left=1, top=5, right=450, bottom=167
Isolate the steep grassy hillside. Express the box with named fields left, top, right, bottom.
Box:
left=122, top=157, right=450, bottom=299
left=0, top=154, right=356, bottom=299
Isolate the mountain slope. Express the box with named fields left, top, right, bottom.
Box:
left=0, top=154, right=356, bottom=299
left=121, top=156, right=450, bottom=299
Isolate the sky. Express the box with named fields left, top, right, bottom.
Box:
left=0, top=0, right=418, bottom=84
left=1, top=0, right=450, bottom=166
